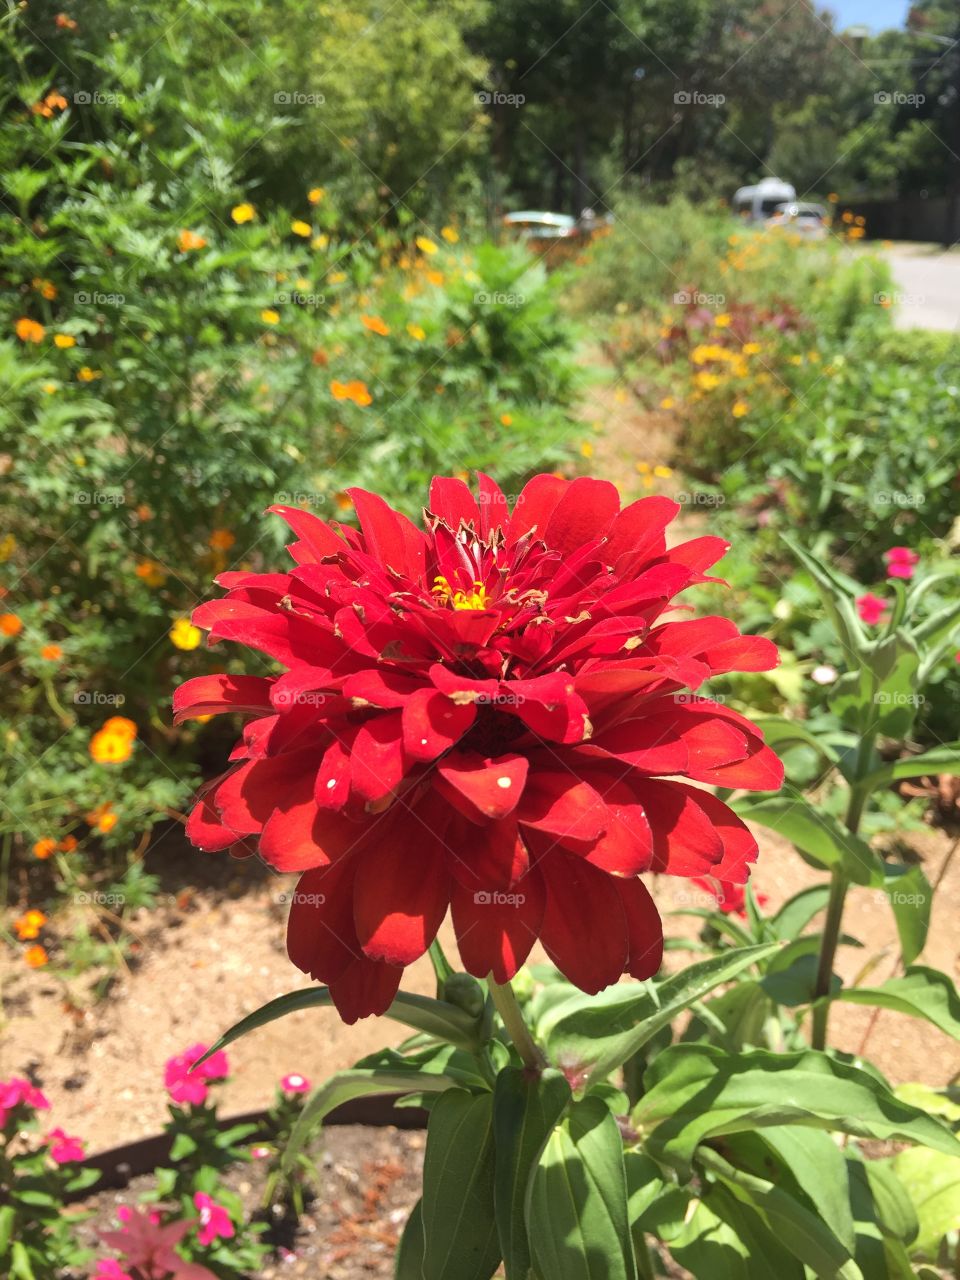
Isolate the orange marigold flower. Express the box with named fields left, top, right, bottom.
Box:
left=55, top=13, right=78, bottom=29
left=135, top=560, right=166, bottom=587
left=46, top=91, right=68, bottom=111
left=15, top=318, right=45, bottom=344
left=208, top=529, right=235, bottom=551
left=329, top=379, right=372, bottom=407
left=40, top=643, right=63, bottom=660
left=58, top=835, right=78, bottom=853
left=361, top=314, right=390, bottom=336
left=89, top=729, right=134, bottom=765
left=0, top=613, right=23, bottom=636
left=33, top=837, right=57, bottom=860
left=33, top=277, right=57, bottom=300
left=103, top=716, right=137, bottom=739
left=307, top=187, right=325, bottom=204
left=14, top=909, right=47, bottom=940
left=85, top=802, right=118, bottom=833
left=500, top=413, right=513, bottom=426
left=77, top=366, right=102, bottom=382
left=177, top=229, right=207, bottom=252
left=24, top=945, right=49, bottom=968
left=98, top=811, right=118, bottom=833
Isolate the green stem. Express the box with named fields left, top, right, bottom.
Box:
left=488, top=976, right=546, bottom=1073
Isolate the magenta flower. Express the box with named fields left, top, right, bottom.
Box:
left=280, top=1072, right=310, bottom=1095
left=46, top=1126, right=84, bottom=1163
left=93, top=1261, right=134, bottom=1280
left=164, top=1043, right=229, bottom=1106
left=884, top=546, right=919, bottom=580
left=193, top=1192, right=235, bottom=1246
left=856, top=593, right=890, bottom=625
left=0, top=1075, right=51, bottom=1126
left=100, top=1206, right=218, bottom=1280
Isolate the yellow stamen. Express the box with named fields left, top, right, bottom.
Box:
left=432, top=575, right=491, bottom=611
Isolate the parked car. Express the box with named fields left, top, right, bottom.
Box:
left=502, top=209, right=609, bottom=265
left=764, top=201, right=829, bottom=239
left=732, top=177, right=797, bottom=224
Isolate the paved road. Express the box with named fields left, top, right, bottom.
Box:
left=883, top=244, right=960, bottom=333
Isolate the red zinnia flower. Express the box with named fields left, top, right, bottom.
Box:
left=176, top=475, right=783, bottom=1022
left=856, top=592, right=890, bottom=625
left=883, top=546, right=919, bottom=580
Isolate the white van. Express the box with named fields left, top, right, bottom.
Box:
left=732, top=177, right=797, bottom=224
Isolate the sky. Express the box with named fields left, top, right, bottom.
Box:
left=823, top=0, right=910, bottom=33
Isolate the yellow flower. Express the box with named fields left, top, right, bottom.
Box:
left=77, top=366, right=102, bottom=382
left=827, top=192, right=838, bottom=202
left=0, top=534, right=16, bottom=562
left=416, top=235, right=439, bottom=255
left=328, top=270, right=346, bottom=284
left=441, top=226, right=459, bottom=243
left=14, top=909, right=46, bottom=941
left=89, top=725, right=135, bottom=765
left=231, top=202, right=256, bottom=224
left=406, top=323, right=426, bottom=341
left=426, top=269, right=444, bottom=287
left=54, top=333, right=76, bottom=348
left=308, top=187, right=325, bottom=204
left=260, top=308, right=280, bottom=325
left=653, top=465, right=673, bottom=478
left=291, top=219, right=312, bottom=237
left=732, top=400, right=749, bottom=418
left=788, top=354, right=803, bottom=366
left=170, top=617, right=202, bottom=651
left=177, top=229, right=207, bottom=252
left=659, top=397, right=674, bottom=410
left=500, top=413, right=513, bottom=426
left=42, top=382, right=58, bottom=395
left=15, top=317, right=45, bottom=343
left=694, top=371, right=721, bottom=391
left=580, top=441, right=594, bottom=458
left=741, top=342, right=761, bottom=356
left=636, top=461, right=651, bottom=474
left=714, top=313, right=731, bottom=328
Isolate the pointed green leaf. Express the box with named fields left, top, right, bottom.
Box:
left=891, top=1146, right=960, bottom=1258
left=770, top=885, right=832, bottom=940
left=395, top=1200, right=426, bottom=1280
left=669, top=1188, right=804, bottom=1279
left=493, top=1067, right=571, bottom=1280
left=752, top=716, right=841, bottom=764
left=634, top=1045, right=960, bottom=1178
left=863, top=742, right=960, bottom=790
left=422, top=1089, right=500, bottom=1280
left=839, top=966, right=960, bottom=1040
left=527, top=1096, right=635, bottom=1280
left=881, top=865, right=932, bottom=965
left=733, top=790, right=881, bottom=885
left=543, top=943, right=780, bottom=1089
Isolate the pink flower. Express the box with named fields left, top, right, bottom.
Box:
left=250, top=1144, right=272, bottom=1159
left=0, top=1075, right=51, bottom=1126
left=93, top=1261, right=134, bottom=1280
left=280, top=1073, right=310, bottom=1095
left=193, top=1192, right=235, bottom=1246
left=46, top=1126, right=84, bottom=1163
left=884, top=546, right=919, bottom=580
left=164, top=1043, right=229, bottom=1106
left=856, top=592, right=890, bottom=625
left=100, top=1206, right=218, bottom=1280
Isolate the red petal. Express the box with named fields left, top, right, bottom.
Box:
left=402, top=688, right=476, bottom=762
left=702, top=635, right=780, bottom=673
left=185, top=794, right=237, bottom=852
left=353, top=824, right=449, bottom=965
left=267, top=504, right=345, bottom=564
left=476, top=473, right=509, bottom=538
left=436, top=751, right=529, bottom=820
left=506, top=473, right=567, bottom=544
left=615, top=877, right=663, bottom=979
left=450, top=865, right=545, bottom=982
left=627, top=779, right=723, bottom=876
left=429, top=476, right=481, bottom=529
left=286, top=860, right=363, bottom=985
left=603, top=496, right=679, bottom=573
left=215, top=752, right=320, bottom=835
left=517, top=771, right=607, bottom=844
left=676, top=786, right=759, bottom=883
left=328, top=956, right=403, bottom=1024
left=543, top=477, right=620, bottom=555
left=510, top=674, right=591, bottom=744
left=350, top=711, right=408, bottom=802
left=448, top=815, right=529, bottom=892
left=173, top=674, right=273, bottom=723
left=347, top=487, right=427, bottom=582
left=260, top=777, right=366, bottom=872
left=537, top=850, right=628, bottom=993
left=695, top=737, right=784, bottom=790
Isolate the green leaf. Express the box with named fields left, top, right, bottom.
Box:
left=634, top=1045, right=960, bottom=1178
left=544, top=943, right=780, bottom=1089
left=882, top=865, right=932, bottom=965
left=493, top=1067, right=571, bottom=1280
left=395, top=1200, right=426, bottom=1280
left=682, top=981, right=775, bottom=1051
left=839, top=966, right=960, bottom=1041
left=782, top=536, right=867, bottom=663
left=846, top=1151, right=918, bottom=1246
left=864, top=634, right=922, bottom=737
left=421, top=1089, right=500, bottom=1280
left=697, top=1147, right=863, bottom=1278
left=283, top=1068, right=458, bottom=1173
left=198, top=987, right=483, bottom=1063
left=733, top=790, right=881, bottom=885
left=624, top=1149, right=691, bottom=1242
left=669, top=1187, right=804, bottom=1279
left=770, top=885, right=833, bottom=940
left=0, top=1206, right=15, bottom=1255
left=527, top=1096, right=636, bottom=1280
left=892, top=1146, right=960, bottom=1258
left=169, top=1131, right=198, bottom=1161
left=10, top=1242, right=36, bottom=1280
left=752, top=716, right=841, bottom=764
left=863, top=742, right=960, bottom=790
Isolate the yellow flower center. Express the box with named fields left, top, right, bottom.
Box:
left=432, top=575, right=491, bottom=611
